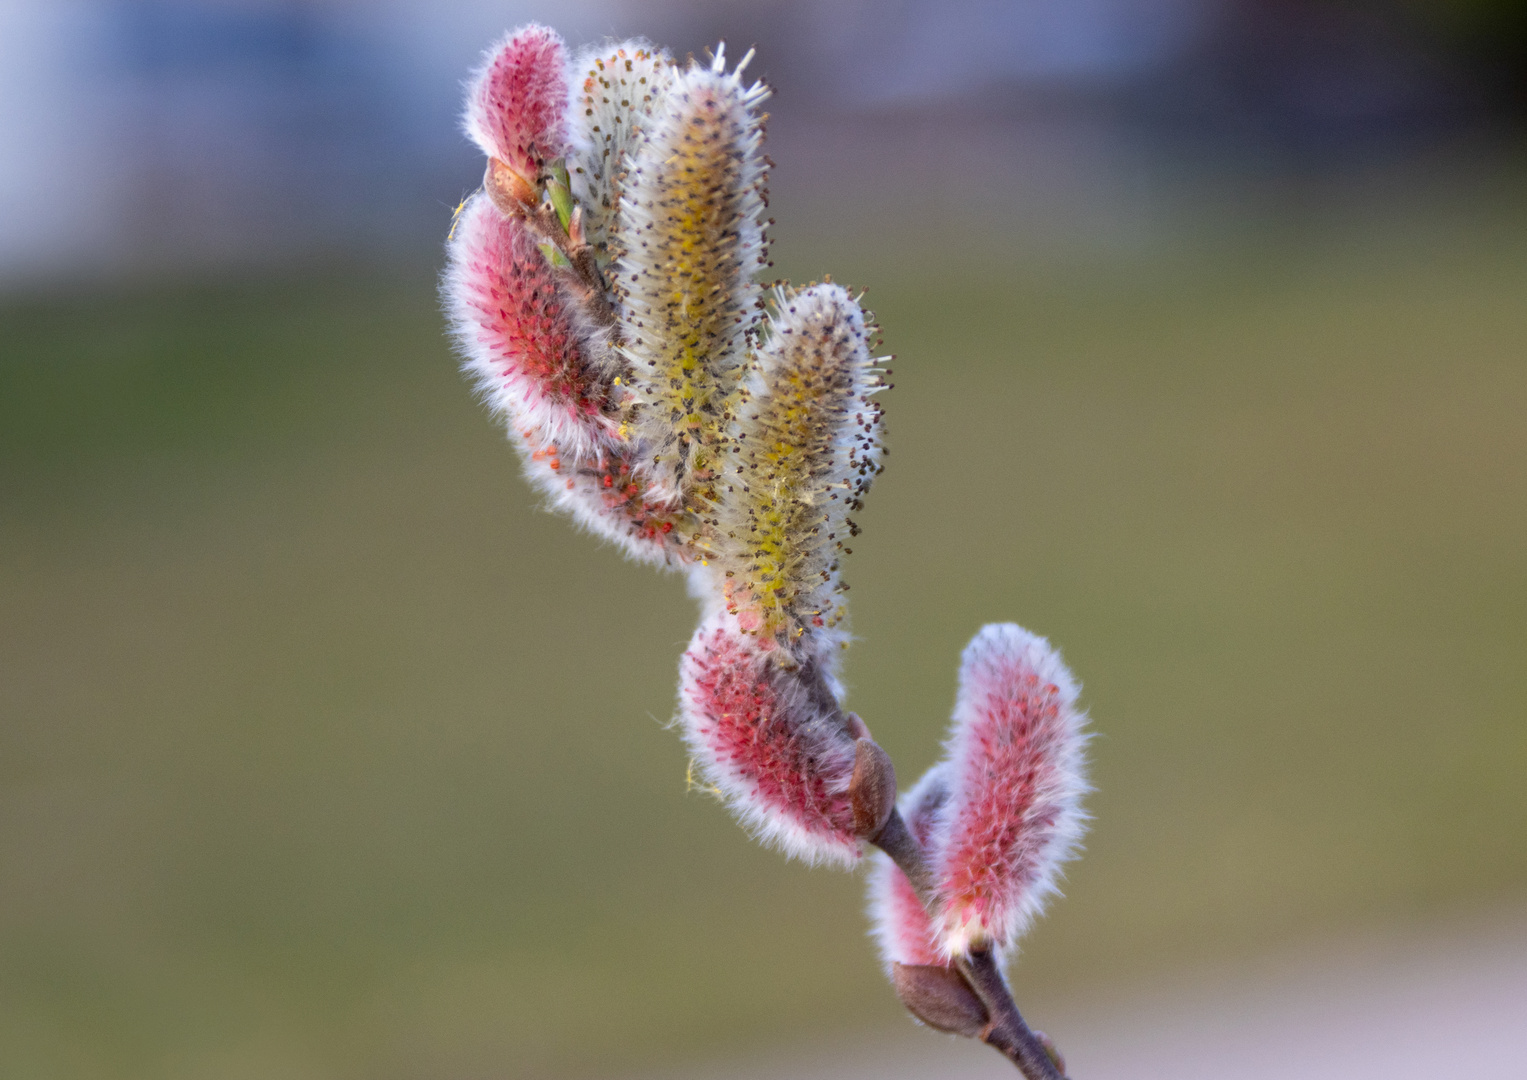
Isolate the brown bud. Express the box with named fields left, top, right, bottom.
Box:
left=850, top=737, right=897, bottom=840
left=891, top=963, right=989, bottom=1038
left=485, top=157, right=538, bottom=216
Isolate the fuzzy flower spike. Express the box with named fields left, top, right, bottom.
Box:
left=678, top=611, right=862, bottom=867
left=445, top=195, right=610, bottom=455
left=465, top=25, right=571, bottom=210
left=933, top=624, right=1089, bottom=960
left=567, top=40, right=677, bottom=262
left=615, top=45, right=770, bottom=507
left=447, top=26, right=688, bottom=563
left=709, top=283, right=886, bottom=661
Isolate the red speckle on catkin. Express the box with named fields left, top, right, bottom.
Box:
left=679, top=614, right=861, bottom=867
left=933, top=625, right=1088, bottom=959
left=464, top=25, right=570, bottom=178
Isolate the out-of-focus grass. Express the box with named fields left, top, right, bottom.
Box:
left=2, top=194, right=1525, bottom=1078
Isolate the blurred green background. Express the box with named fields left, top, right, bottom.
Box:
left=3, top=171, right=1527, bottom=1079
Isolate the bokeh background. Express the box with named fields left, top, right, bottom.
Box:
left=3, top=1, right=1525, bottom=1077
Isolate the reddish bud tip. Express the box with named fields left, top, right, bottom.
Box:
left=464, top=25, right=570, bottom=179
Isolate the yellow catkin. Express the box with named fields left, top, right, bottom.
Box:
left=714, top=283, right=885, bottom=660
left=614, top=51, right=769, bottom=508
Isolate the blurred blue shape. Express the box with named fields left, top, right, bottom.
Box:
left=0, top=0, right=1505, bottom=286
left=115, top=0, right=329, bottom=75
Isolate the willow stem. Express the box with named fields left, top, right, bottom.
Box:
left=958, top=948, right=1067, bottom=1079
left=521, top=200, right=617, bottom=327
left=482, top=159, right=618, bottom=328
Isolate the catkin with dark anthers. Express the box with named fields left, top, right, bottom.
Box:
left=613, top=49, right=770, bottom=507
left=706, top=283, right=886, bottom=663
left=567, top=40, right=676, bottom=263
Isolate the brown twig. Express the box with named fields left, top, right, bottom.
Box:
left=958, top=947, right=1068, bottom=1079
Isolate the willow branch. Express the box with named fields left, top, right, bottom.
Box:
left=958, top=947, right=1068, bottom=1079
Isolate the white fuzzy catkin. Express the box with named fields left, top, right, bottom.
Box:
left=567, top=40, right=676, bottom=262
left=709, top=283, right=886, bottom=660
left=613, top=47, right=770, bottom=505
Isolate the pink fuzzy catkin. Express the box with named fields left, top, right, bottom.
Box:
left=679, top=612, right=861, bottom=867
left=445, top=194, right=612, bottom=456
left=463, top=25, right=570, bottom=180
left=444, top=195, right=687, bottom=563
left=448, top=27, right=694, bottom=564
left=868, top=763, right=952, bottom=971
left=934, top=624, right=1088, bottom=958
